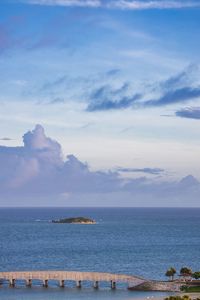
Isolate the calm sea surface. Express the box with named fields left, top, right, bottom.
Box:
left=0, top=207, right=200, bottom=300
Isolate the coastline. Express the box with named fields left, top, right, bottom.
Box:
left=129, top=293, right=200, bottom=300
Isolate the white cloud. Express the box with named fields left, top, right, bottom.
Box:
left=0, top=125, right=199, bottom=206
left=9, top=158, right=40, bottom=188
left=0, top=125, right=121, bottom=197
left=108, top=0, right=200, bottom=10
left=23, top=0, right=101, bottom=7
left=21, top=0, right=200, bottom=9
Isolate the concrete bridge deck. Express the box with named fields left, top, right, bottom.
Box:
left=0, top=271, right=147, bottom=289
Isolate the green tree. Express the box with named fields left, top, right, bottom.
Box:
left=192, top=272, right=200, bottom=280
left=180, top=267, right=192, bottom=279
left=165, top=267, right=176, bottom=281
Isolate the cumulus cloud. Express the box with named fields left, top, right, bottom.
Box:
left=0, top=125, right=199, bottom=205
left=0, top=125, right=121, bottom=197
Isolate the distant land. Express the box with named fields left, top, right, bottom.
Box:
left=52, top=217, right=96, bottom=224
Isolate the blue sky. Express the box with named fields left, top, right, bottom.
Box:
left=0, top=0, right=200, bottom=206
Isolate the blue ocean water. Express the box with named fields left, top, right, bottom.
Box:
left=0, top=207, right=200, bottom=300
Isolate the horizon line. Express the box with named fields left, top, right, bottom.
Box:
left=0, top=206, right=200, bottom=209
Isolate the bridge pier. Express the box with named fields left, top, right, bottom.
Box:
left=9, top=279, right=15, bottom=287
left=76, top=280, right=82, bottom=288
left=43, top=279, right=48, bottom=288
left=111, top=281, right=116, bottom=289
left=26, top=279, right=32, bottom=287
left=59, top=280, right=65, bottom=288
left=93, top=281, right=99, bottom=289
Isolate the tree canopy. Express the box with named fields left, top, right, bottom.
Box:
left=192, top=272, right=200, bottom=280
left=165, top=267, right=176, bottom=280
left=180, top=267, right=192, bottom=277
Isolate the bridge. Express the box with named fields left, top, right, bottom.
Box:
left=0, top=271, right=147, bottom=289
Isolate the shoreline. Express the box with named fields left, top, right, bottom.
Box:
left=129, top=293, right=200, bottom=300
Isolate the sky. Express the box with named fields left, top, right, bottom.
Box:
left=0, top=0, right=200, bottom=206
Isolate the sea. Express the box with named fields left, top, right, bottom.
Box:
left=0, top=207, right=200, bottom=300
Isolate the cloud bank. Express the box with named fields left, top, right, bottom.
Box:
left=0, top=125, right=199, bottom=206
left=0, top=125, right=122, bottom=196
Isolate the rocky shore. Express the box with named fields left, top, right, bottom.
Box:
left=129, top=280, right=183, bottom=292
